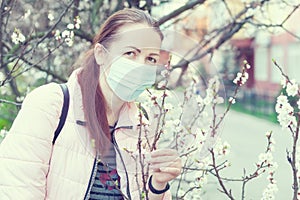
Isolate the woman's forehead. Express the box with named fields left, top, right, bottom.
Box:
left=112, top=24, right=162, bottom=51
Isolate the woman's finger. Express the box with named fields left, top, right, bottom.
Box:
left=150, top=157, right=181, bottom=169
left=150, top=149, right=178, bottom=157
left=158, top=166, right=181, bottom=175
left=149, top=155, right=177, bottom=164
left=152, top=167, right=182, bottom=183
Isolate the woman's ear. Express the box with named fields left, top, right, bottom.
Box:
left=94, top=43, right=106, bottom=66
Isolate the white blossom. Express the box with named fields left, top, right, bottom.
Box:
left=261, top=183, right=278, bottom=200
left=69, top=30, right=74, bottom=38
left=214, top=140, right=231, bottom=156
left=229, top=97, right=236, bottom=104
left=275, top=94, right=297, bottom=129
left=67, top=23, right=75, bottom=30
left=246, top=63, right=251, bottom=69
left=208, top=76, right=220, bottom=91
left=0, top=71, right=5, bottom=82
left=202, top=77, right=221, bottom=106
left=277, top=113, right=296, bottom=129
left=65, top=37, right=73, bottom=47
left=242, top=72, right=249, bottom=85
left=222, top=141, right=231, bottom=155
left=243, top=60, right=251, bottom=69
left=54, top=30, right=61, bottom=41
left=276, top=94, right=288, bottom=105
left=286, top=80, right=299, bottom=97
left=233, top=71, right=249, bottom=86
left=196, top=157, right=210, bottom=169
left=196, top=176, right=208, bottom=188
left=224, top=160, right=231, bottom=167
left=62, top=30, right=70, bottom=38
left=74, top=16, right=81, bottom=29
left=175, top=125, right=182, bottom=133
left=48, top=12, right=54, bottom=21
left=258, top=152, right=273, bottom=164
left=11, top=28, right=26, bottom=44
left=297, top=99, right=300, bottom=110
left=280, top=76, right=287, bottom=88
left=203, top=95, right=212, bottom=105
left=61, top=29, right=74, bottom=46
left=24, top=10, right=31, bottom=19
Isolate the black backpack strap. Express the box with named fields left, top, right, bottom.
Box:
left=52, top=84, right=70, bottom=145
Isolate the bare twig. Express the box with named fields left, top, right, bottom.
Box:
left=0, top=98, right=22, bottom=106
left=289, top=116, right=299, bottom=200
left=209, top=149, right=234, bottom=200
left=157, top=0, right=206, bottom=26
left=137, top=103, right=149, bottom=200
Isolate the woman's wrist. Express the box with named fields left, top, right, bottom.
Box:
left=148, top=175, right=170, bottom=195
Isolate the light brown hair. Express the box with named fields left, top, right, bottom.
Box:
left=77, top=8, right=163, bottom=155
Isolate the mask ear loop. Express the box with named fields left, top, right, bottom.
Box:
left=100, top=44, right=109, bottom=54
left=96, top=43, right=109, bottom=66
left=97, top=44, right=113, bottom=80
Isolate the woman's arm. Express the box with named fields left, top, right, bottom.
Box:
left=0, top=83, right=63, bottom=199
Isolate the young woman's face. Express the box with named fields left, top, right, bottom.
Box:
left=106, top=23, right=162, bottom=66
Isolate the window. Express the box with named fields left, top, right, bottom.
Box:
left=255, top=47, right=268, bottom=81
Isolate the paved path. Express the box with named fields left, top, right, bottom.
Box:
left=201, top=109, right=293, bottom=200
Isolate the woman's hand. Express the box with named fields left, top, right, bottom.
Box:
left=148, top=149, right=182, bottom=186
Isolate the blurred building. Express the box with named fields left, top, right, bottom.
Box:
left=226, top=1, right=300, bottom=94
left=152, top=0, right=300, bottom=119
left=213, top=0, right=300, bottom=119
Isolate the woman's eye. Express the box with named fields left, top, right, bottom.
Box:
left=147, top=57, right=157, bottom=64
left=124, top=51, right=136, bottom=58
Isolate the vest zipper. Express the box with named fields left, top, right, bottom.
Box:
left=83, top=157, right=97, bottom=200
left=83, top=126, right=132, bottom=200
left=112, top=132, right=132, bottom=200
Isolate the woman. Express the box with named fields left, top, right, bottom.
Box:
left=0, top=8, right=181, bottom=200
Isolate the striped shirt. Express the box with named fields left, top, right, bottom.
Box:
left=89, top=126, right=124, bottom=200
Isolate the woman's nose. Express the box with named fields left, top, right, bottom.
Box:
left=134, top=55, right=146, bottom=65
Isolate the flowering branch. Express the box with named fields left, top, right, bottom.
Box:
left=35, top=0, right=75, bottom=48
left=210, top=148, right=235, bottom=200
left=211, top=60, right=250, bottom=137
left=208, top=131, right=277, bottom=200
left=273, top=60, right=299, bottom=200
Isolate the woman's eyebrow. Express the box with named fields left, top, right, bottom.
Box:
left=125, top=46, right=141, bottom=53
left=125, top=46, right=160, bottom=56
left=149, top=53, right=160, bottom=57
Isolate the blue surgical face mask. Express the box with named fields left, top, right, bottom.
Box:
left=106, top=56, right=157, bottom=102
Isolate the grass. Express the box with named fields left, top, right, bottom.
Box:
left=231, top=101, right=278, bottom=124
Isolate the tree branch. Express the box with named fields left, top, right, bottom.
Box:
left=157, top=0, right=206, bottom=26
